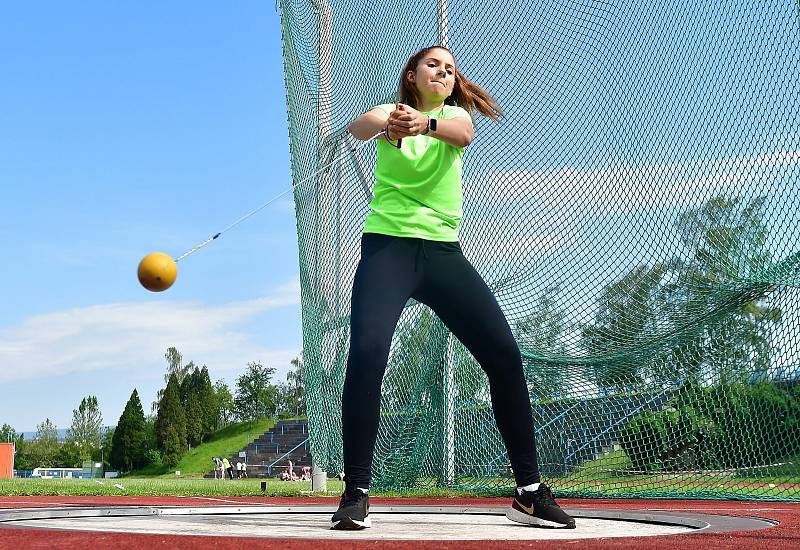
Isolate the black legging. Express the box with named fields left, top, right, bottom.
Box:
left=342, top=233, right=540, bottom=489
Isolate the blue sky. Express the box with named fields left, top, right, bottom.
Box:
left=1, top=3, right=302, bottom=432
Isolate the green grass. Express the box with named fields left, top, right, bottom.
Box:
left=553, top=449, right=800, bottom=499
left=1, top=474, right=797, bottom=499
left=133, top=418, right=278, bottom=478
left=563, top=449, right=633, bottom=482
left=2, top=475, right=796, bottom=500
left=0, top=477, right=343, bottom=497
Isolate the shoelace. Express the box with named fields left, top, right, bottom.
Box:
left=529, top=486, right=557, bottom=506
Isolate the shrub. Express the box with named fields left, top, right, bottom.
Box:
left=620, top=380, right=800, bottom=471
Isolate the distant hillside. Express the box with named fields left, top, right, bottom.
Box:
left=19, top=427, right=115, bottom=442
left=130, top=418, right=276, bottom=477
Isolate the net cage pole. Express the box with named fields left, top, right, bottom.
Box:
left=437, top=0, right=457, bottom=487
left=310, top=0, right=333, bottom=492
left=437, top=0, right=450, bottom=47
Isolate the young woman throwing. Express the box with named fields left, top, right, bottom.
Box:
left=332, top=46, right=575, bottom=531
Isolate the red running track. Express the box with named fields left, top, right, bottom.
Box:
left=0, top=496, right=797, bottom=549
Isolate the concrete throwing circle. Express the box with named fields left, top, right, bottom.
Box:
left=0, top=505, right=777, bottom=540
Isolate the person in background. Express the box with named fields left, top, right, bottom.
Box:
left=222, top=456, right=233, bottom=480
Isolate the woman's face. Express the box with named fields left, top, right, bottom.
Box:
left=409, top=48, right=456, bottom=104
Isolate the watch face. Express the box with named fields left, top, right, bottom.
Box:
left=430, top=118, right=437, bottom=131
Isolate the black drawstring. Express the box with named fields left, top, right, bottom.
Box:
left=414, top=240, right=429, bottom=272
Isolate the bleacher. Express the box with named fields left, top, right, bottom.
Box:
left=207, top=419, right=312, bottom=478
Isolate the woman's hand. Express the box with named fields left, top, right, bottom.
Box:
left=387, top=104, right=429, bottom=138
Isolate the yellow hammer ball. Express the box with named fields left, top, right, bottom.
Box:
left=137, top=252, right=178, bottom=292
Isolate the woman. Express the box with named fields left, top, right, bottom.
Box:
left=331, top=46, right=575, bottom=531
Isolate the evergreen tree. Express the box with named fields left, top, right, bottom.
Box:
left=197, top=366, right=216, bottom=440
left=157, top=373, right=187, bottom=466
left=159, top=426, right=184, bottom=468
left=110, top=389, right=147, bottom=471
left=180, top=367, right=203, bottom=447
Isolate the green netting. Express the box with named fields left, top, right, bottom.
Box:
left=278, top=0, right=800, bottom=500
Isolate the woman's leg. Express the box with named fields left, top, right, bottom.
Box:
left=415, top=243, right=540, bottom=487
left=342, top=234, right=421, bottom=490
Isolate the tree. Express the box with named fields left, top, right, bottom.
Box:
left=56, top=441, right=83, bottom=468
left=515, top=283, right=572, bottom=399
left=278, top=356, right=305, bottom=417
left=581, top=264, right=666, bottom=394
left=152, top=347, right=193, bottom=412
left=197, top=367, right=217, bottom=439
left=174, top=364, right=215, bottom=446
left=100, top=427, right=115, bottom=470
left=579, top=194, right=782, bottom=392
left=156, top=373, right=187, bottom=466
left=382, top=307, right=441, bottom=410
left=34, top=418, right=59, bottom=467
left=1, top=423, right=19, bottom=444
left=13, top=439, right=36, bottom=470
left=0, top=424, right=30, bottom=469
left=180, top=367, right=204, bottom=447
left=666, top=195, right=781, bottom=384
left=143, top=414, right=158, bottom=456
left=111, top=389, right=147, bottom=471
left=65, top=395, right=103, bottom=462
left=213, top=380, right=235, bottom=428
left=234, top=361, right=278, bottom=423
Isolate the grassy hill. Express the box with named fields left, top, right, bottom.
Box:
left=132, top=418, right=277, bottom=478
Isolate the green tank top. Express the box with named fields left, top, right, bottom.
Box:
left=363, top=103, right=472, bottom=242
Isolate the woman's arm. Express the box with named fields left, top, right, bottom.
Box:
left=425, top=117, right=474, bottom=148
left=389, top=104, right=473, bottom=148
left=348, top=108, right=390, bottom=141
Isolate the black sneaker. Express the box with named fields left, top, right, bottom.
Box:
left=330, top=487, right=371, bottom=530
left=506, top=484, right=576, bottom=528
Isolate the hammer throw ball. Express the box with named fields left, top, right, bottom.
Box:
left=137, top=252, right=178, bottom=292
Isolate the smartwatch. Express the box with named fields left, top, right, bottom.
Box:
left=428, top=117, right=438, bottom=134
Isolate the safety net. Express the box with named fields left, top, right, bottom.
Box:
left=278, top=0, right=800, bottom=499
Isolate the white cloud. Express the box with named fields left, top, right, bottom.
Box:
left=0, top=277, right=302, bottom=384
left=474, top=150, right=800, bottom=213
left=461, top=215, right=577, bottom=263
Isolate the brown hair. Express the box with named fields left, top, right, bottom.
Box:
left=398, top=46, right=503, bottom=120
